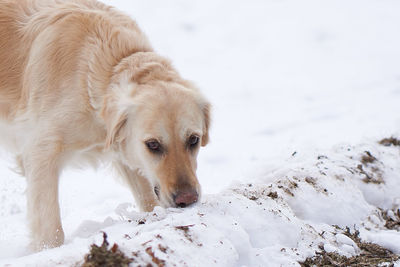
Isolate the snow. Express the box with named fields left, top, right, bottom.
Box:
left=1, top=0, right=400, bottom=266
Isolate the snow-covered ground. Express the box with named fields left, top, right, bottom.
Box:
left=1, top=0, right=400, bottom=266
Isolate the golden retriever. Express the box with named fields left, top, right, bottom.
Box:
left=0, top=0, right=210, bottom=251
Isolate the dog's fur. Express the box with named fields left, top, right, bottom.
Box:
left=0, top=0, right=210, bottom=250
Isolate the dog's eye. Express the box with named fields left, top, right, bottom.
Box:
left=188, top=135, right=200, bottom=148
left=145, top=140, right=162, bottom=153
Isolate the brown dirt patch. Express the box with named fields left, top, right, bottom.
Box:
left=356, top=151, right=384, bottom=184
left=361, top=151, right=377, bottom=164
left=175, top=224, right=195, bottom=242
left=267, top=191, right=278, bottom=199
left=381, top=208, right=400, bottom=230
left=145, top=247, right=166, bottom=267
left=82, top=232, right=133, bottom=267
left=379, top=137, right=400, bottom=147
left=299, top=227, right=399, bottom=267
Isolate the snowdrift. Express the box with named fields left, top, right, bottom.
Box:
left=1, top=138, right=399, bottom=266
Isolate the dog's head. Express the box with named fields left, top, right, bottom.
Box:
left=102, top=53, right=210, bottom=209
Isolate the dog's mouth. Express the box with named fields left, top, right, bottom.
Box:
left=153, top=185, right=175, bottom=207
left=153, top=184, right=199, bottom=208
left=154, top=185, right=160, bottom=200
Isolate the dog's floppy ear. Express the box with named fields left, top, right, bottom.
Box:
left=102, top=75, right=137, bottom=149
left=201, top=103, right=211, bottom=146
left=101, top=92, right=130, bottom=150
left=104, top=110, right=128, bottom=149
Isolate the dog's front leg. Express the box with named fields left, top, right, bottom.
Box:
left=23, top=140, right=64, bottom=251
left=114, top=162, right=159, bottom=212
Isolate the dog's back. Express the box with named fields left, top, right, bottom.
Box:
left=0, top=0, right=151, bottom=122
left=0, top=0, right=27, bottom=120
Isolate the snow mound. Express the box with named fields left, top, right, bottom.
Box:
left=1, top=139, right=400, bottom=266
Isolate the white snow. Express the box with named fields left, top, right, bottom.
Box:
left=1, top=0, right=400, bottom=266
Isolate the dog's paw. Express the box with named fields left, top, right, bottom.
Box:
left=30, top=228, right=65, bottom=252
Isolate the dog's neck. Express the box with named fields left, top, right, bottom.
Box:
left=84, top=33, right=153, bottom=108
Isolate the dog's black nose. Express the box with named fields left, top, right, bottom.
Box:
left=173, top=190, right=198, bottom=208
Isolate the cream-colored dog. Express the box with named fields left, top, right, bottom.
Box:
left=0, top=0, right=210, bottom=250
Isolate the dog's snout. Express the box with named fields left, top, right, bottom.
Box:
left=173, top=189, right=198, bottom=208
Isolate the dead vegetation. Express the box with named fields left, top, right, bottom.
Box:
left=360, top=151, right=377, bottom=164
left=305, top=177, right=317, bottom=186
left=82, top=232, right=133, bottom=267
left=379, top=137, right=400, bottom=147
left=145, top=247, right=166, bottom=267
left=175, top=225, right=195, bottom=243
left=233, top=183, right=280, bottom=202
left=380, top=208, right=400, bottom=231
left=304, top=176, right=329, bottom=195
left=357, top=164, right=384, bottom=184
left=299, top=227, right=399, bottom=267
left=267, top=191, right=278, bottom=199
left=82, top=232, right=173, bottom=267
left=358, top=151, right=384, bottom=184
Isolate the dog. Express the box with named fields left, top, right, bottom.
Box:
left=0, top=0, right=210, bottom=251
